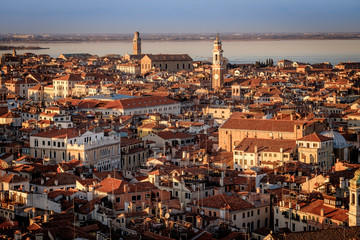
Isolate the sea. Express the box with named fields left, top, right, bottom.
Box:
left=1, top=40, right=360, bottom=65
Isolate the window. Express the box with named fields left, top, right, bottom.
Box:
left=132, top=196, right=136, bottom=201
left=258, top=209, right=260, bottom=215
left=116, top=197, right=120, bottom=203
left=42, top=141, right=45, bottom=146
left=233, top=215, right=236, bottom=221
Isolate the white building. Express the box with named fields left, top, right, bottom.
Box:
left=53, top=74, right=84, bottom=99
left=30, top=127, right=121, bottom=170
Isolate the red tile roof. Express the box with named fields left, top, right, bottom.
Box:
left=297, top=133, right=333, bottom=142
left=32, top=128, right=86, bottom=139
left=189, top=193, right=254, bottom=211
left=234, top=138, right=296, bottom=153
left=54, top=74, right=83, bottom=81
left=221, top=118, right=313, bottom=132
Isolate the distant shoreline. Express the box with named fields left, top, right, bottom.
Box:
left=0, top=44, right=49, bottom=50
left=1, top=38, right=360, bottom=45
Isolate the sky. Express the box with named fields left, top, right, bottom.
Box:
left=1, top=0, right=360, bottom=34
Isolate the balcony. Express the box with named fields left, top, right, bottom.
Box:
left=67, top=136, right=121, bottom=150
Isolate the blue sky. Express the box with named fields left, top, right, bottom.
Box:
left=1, top=0, right=360, bottom=34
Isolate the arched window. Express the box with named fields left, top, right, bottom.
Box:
left=215, top=54, right=218, bottom=62
left=352, top=193, right=356, bottom=205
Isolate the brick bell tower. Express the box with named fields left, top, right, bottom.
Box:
left=212, top=33, right=225, bottom=90
left=133, top=31, right=141, bottom=55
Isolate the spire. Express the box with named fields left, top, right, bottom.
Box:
left=134, top=31, right=140, bottom=39
left=216, top=33, right=219, bottom=41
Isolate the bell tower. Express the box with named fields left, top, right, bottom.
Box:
left=0, top=78, right=7, bottom=102
left=133, top=31, right=141, bottom=55
left=212, top=33, right=225, bottom=90
left=349, top=169, right=360, bottom=226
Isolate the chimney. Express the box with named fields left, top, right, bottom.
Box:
left=256, top=187, right=261, bottom=194
left=220, top=172, right=224, bottom=187
left=124, top=184, right=129, bottom=193
left=340, top=177, right=345, bottom=188
left=54, top=179, right=58, bottom=186
left=44, top=213, right=48, bottom=223
left=325, top=176, right=330, bottom=183
left=14, top=231, right=22, bottom=240
left=129, top=202, right=136, bottom=212
left=320, top=208, right=325, bottom=217
left=196, top=215, right=203, bottom=229
left=35, top=233, right=44, bottom=240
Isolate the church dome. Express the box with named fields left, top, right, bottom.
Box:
left=320, top=130, right=348, bottom=148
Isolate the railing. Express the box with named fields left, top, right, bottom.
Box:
left=67, top=136, right=121, bottom=150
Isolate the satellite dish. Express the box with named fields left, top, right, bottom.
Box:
left=200, top=210, right=204, bottom=216
left=165, top=213, right=170, bottom=219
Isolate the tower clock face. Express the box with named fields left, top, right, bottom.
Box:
left=214, top=74, right=219, bottom=80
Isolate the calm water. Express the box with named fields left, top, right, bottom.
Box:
left=1, top=40, right=360, bottom=65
